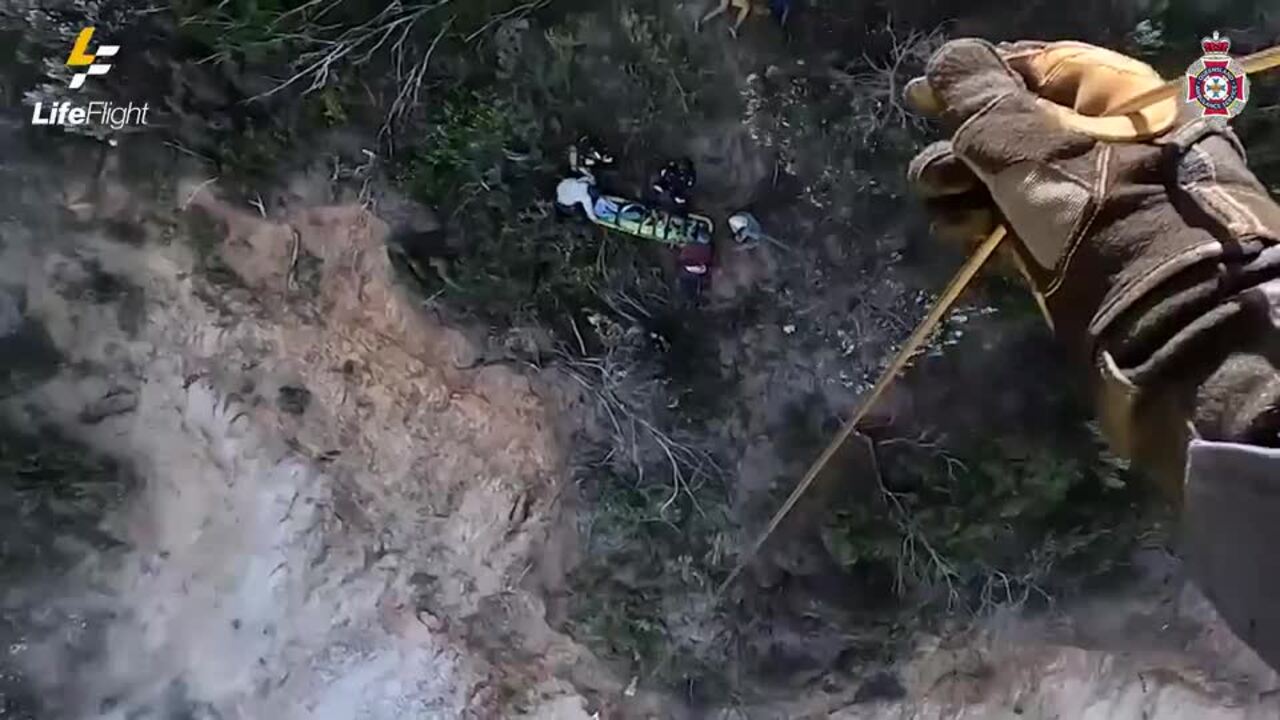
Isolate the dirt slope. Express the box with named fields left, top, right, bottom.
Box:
left=0, top=139, right=616, bottom=717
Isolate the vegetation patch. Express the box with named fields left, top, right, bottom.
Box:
left=400, top=89, right=517, bottom=205
left=822, top=433, right=1156, bottom=615
left=568, top=462, right=733, bottom=684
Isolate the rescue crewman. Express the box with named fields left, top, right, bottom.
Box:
left=651, top=157, right=697, bottom=213
left=907, top=39, right=1280, bottom=669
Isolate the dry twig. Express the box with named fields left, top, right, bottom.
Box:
left=835, top=21, right=946, bottom=140
left=383, top=14, right=455, bottom=135
left=558, top=343, right=721, bottom=521
left=252, top=0, right=456, bottom=101
left=860, top=433, right=961, bottom=608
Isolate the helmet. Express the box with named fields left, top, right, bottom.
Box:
left=659, top=158, right=695, bottom=187
left=728, top=212, right=760, bottom=242
left=576, top=136, right=615, bottom=168
left=672, top=158, right=696, bottom=187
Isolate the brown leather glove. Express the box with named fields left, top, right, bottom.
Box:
left=905, top=41, right=1178, bottom=260
left=907, top=39, right=1280, bottom=497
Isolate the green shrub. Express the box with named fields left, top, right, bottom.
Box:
left=400, top=89, right=516, bottom=205
left=822, top=434, right=1149, bottom=612
left=568, top=459, right=733, bottom=682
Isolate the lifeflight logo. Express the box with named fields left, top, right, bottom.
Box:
left=29, top=27, right=150, bottom=129
left=66, top=27, right=118, bottom=89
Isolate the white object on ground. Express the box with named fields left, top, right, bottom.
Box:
left=729, top=211, right=791, bottom=252
left=555, top=176, right=597, bottom=220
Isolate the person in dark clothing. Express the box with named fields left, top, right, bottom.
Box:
left=650, top=157, right=697, bottom=213
left=676, top=242, right=713, bottom=301
left=568, top=135, right=615, bottom=181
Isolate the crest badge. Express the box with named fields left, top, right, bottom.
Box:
left=1186, top=31, right=1248, bottom=118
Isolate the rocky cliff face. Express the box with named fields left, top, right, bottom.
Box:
left=0, top=136, right=613, bottom=718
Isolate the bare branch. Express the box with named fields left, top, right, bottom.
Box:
left=251, top=0, right=456, bottom=101
left=463, top=0, right=551, bottom=43
left=860, top=433, right=961, bottom=608
left=834, top=22, right=946, bottom=141
left=558, top=335, right=722, bottom=524
left=382, top=14, right=456, bottom=136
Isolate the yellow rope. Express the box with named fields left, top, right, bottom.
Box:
left=711, top=225, right=1008, bottom=596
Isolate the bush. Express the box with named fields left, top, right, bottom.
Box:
left=399, top=88, right=517, bottom=205
left=822, top=432, right=1152, bottom=613
left=568, top=459, right=733, bottom=684
left=559, top=315, right=733, bottom=685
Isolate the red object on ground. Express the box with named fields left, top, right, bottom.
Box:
left=678, top=243, right=713, bottom=272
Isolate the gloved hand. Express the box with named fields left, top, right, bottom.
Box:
left=906, top=39, right=1280, bottom=496
left=905, top=41, right=1179, bottom=254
